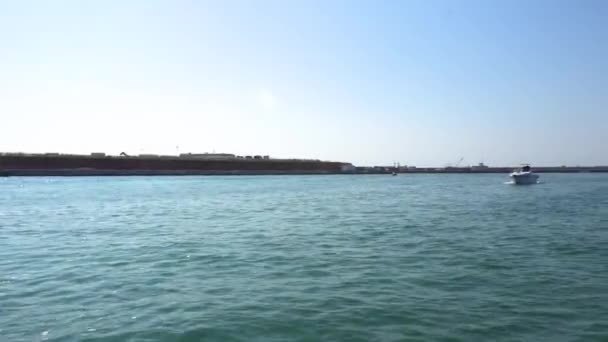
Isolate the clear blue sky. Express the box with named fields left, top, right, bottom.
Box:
left=1, top=0, right=606, bottom=166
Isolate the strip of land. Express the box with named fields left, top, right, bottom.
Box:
left=1, top=153, right=606, bottom=176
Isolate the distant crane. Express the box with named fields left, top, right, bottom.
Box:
left=445, top=157, right=465, bottom=168
left=454, top=157, right=464, bottom=167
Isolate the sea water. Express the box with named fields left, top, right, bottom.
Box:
left=1, top=174, right=607, bottom=341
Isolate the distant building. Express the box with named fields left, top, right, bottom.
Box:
left=179, top=153, right=236, bottom=159
left=471, top=162, right=489, bottom=171
left=90, top=153, right=106, bottom=157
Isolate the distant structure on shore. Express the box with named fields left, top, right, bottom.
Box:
left=356, top=162, right=608, bottom=174
left=0, top=152, right=355, bottom=176
left=1, top=152, right=606, bottom=177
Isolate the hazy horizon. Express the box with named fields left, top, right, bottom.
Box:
left=1, top=0, right=606, bottom=166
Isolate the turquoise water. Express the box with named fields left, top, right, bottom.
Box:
left=1, top=174, right=607, bottom=341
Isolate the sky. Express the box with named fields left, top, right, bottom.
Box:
left=1, top=0, right=606, bottom=166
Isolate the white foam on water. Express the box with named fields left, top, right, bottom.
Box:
left=504, top=180, right=542, bottom=185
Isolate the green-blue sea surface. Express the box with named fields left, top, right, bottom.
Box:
left=1, top=174, right=607, bottom=341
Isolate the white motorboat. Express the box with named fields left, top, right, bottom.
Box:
left=510, top=165, right=539, bottom=185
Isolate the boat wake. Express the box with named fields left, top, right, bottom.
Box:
left=504, top=180, right=542, bottom=185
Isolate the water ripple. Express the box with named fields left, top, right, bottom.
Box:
left=1, top=174, right=607, bottom=341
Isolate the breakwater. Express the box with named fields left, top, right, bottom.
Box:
left=0, top=153, right=353, bottom=176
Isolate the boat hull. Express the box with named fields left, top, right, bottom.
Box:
left=510, top=172, right=539, bottom=185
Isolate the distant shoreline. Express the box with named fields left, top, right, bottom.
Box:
left=2, top=168, right=608, bottom=177
left=1, top=153, right=607, bottom=176
left=356, top=166, right=608, bottom=174
left=0, top=153, right=353, bottom=176
left=0, top=169, right=348, bottom=177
